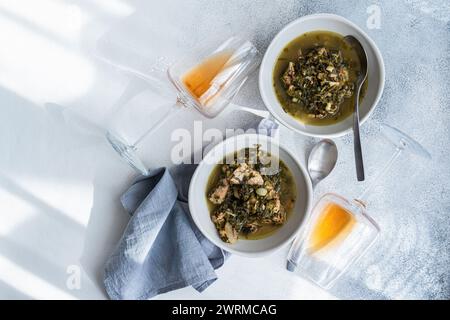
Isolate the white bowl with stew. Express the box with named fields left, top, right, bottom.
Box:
left=259, top=13, right=385, bottom=137
left=188, top=133, right=313, bottom=257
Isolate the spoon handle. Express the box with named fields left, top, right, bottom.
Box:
left=353, top=93, right=365, bottom=181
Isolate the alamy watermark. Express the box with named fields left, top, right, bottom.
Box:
left=366, top=4, right=382, bottom=29
left=66, top=265, right=81, bottom=290
left=170, top=121, right=280, bottom=173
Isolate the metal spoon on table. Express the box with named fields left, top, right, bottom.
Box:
left=287, top=139, right=338, bottom=271
left=344, top=35, right=368, bottom=181
left=307, top=139, right=338, bottom=188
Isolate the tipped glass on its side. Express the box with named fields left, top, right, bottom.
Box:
left=97, top=36, right=260, bottom=175
left=287, top=124, right=431, bottom=289
left=287, top=193, right=379, bottom=289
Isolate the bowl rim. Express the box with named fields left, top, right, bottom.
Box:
left=188, top=133, right=313, bottom=257
left=259, top=13, right=385, bottom=138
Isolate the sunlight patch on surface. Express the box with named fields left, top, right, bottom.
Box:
left=0, top=255, right=76, bottom=299
left=20, top=177, right=94, bottom=228
left=0, top=0, right=87, bottom=39
left=0, top=173, right=92, bottom=235
left=90, top=0, right=135, bottom=17
left=285, top=274, right=338, bottom=299
left=0, top=188, right=34, bottom=237
left=0, top=14, right=95, bottom=104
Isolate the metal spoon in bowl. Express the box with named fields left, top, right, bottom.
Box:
left=308, top=139, right=338, bottom=188
left=344, top=35, right=368, bottom=181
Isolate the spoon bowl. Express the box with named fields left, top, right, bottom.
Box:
left=308, top=139, right=338, bottom=187
left=344, top=35, right=368, bottom=87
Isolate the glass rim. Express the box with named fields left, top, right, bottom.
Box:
left=166, top=67, right=208, bottom=114
left=166, top=36, right=261, bottom=118
left=288, top=192, right=381, bottom=289
left=318, top=192, right=381, bottom=232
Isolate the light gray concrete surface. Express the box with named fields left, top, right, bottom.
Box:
left=0, top=0, right=448, bottom=299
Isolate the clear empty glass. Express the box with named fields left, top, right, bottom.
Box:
left=99, top=36, right=261, bottom=175
left=287, top=124, right=431, bottom=289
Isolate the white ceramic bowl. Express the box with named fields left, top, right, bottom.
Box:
left=189, top=134, right=313, bottom=257
left=259, top=13, right=385, bottom=138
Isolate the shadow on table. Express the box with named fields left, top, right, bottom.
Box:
left=0, top=84, right=132, bottom=298
left=2, top=0, right=449, bottom=300
left=0, top=174, right=99, bottom=299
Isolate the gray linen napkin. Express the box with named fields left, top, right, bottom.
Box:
left=104, top=166, right=229, bottom=299
left=104, top=118, right=279, bottom=300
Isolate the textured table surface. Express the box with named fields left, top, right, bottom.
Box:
left=0, top=0, right=448, bottom=299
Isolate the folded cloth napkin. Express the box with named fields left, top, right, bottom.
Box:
left=104, top=118, right=279, bottom=300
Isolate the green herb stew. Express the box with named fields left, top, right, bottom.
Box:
left=273, top=31, right=367, bottom=125
left=206, top=146, right=296, bottom=244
